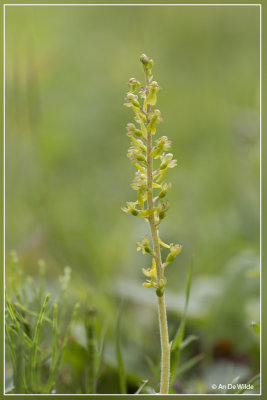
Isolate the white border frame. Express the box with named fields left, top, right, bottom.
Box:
left=3, top=2, right=262, bottom=396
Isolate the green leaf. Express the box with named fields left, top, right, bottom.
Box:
left=169, top=260, right=193, bottom=387
left=31, top=293, right=50, bottom=391
left=5, top=324, right=16, bottom=367
left=116, top=303, right=126, bottom=394
left=135, top=379, right=149, bottom=394
left=45, top=303, right=58, bottom=393
left=53, top=302, right=80, bottom=388
left=180, top=335, right=198, bottom=350
left=5, top=292, right=33, bottom=348
left=176, top=353, right=204, bottom=376
left=14, top=302, right=52, bottom=325
left=145, top=355, right=160, bottom=380
left=236, top=373, right=260, bottom=394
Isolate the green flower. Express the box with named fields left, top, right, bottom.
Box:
left=130, top=136, right=147, bottom=152
left=142, top=258, right=157, bottom=288
left=137, top=235, right=154, bottom=256
left=150, top=136, right=171, bottom=159
left=127, top=147, right=146, bottom=164
left=121, top=201, right=139, bottom=216
left=159, top=153, right=177, bottom=170
left=147, top=109, right=163, bottom=135
left=145, top=81, right=160, bottom=106
left=126, top=123, right=142, bottom=138
left=142, top=281, right=154, bottom=288
left=158, top=201, right=170, bottom=221
left=128, top=77, right=141, bottom=92
left=122, top=202, right=155, bottom=218
left=131, top=171, right=147, bottom=191
left=158, top=182, right=172, bottom=199
left=124, top=93, right=140, bottom=108
left=165, top=243, right=183, bottom=264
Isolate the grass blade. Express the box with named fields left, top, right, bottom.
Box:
left=86, top=306, right=97, bottom=394
left=5, top=323, right=16, bottom=367
left=45, top=303, right=58, bottom=393
left=236, top=373, right=260, bottom=394
left=180, top=335, right=198, bottom=350
left=145, top=355, right=160, bottom=380
left=52, top=303, right=80, bottom=389
left=31, top=293, right=50, bottom=392
left=37, top=260, right=46, bottom=305
left=135, top=379, right=149, bottom=394
left=116, top=303, right=126, bottom=394
left=169, top=260, right=193, bottom=386
left=176, top=353, right=203, bottom=377
left=14, top=302, right=52, bottom=325
left=13, top=334, right=24, bottom=393
left=5, top=291, right=33, bottom=348
left=92, top=319, right=107, bottom=393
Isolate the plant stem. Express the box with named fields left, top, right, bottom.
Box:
left=146, top=101, right=170, bottom=394
left=158, top=294, right=170, bottom=394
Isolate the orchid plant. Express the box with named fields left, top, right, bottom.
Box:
left=122, top=54, right=182, bottom=394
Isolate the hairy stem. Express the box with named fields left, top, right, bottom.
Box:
left=146, top=98, right=170, bottom=394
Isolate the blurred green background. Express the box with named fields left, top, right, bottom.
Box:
left=5, top=5, right=260, bottom=394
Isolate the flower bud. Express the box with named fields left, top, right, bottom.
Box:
left=140, top=54, right=150, bottom=65
left=126, top=123, right=135, bottom=132
left=148, top=59, right=154, bottom=69
left=166, top=253, right=175, bottom=264
left=128, top=77, right=141, bottom=92
left=154, top=109, right=163, bottom=123
left=131, top=209, right=139, bottom=216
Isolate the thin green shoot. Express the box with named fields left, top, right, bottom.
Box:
left=31, top=293, right=50, bottom=392
left=169, top=260, right=193, bottom=386
left=116, top=303, right=126, bottom=394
